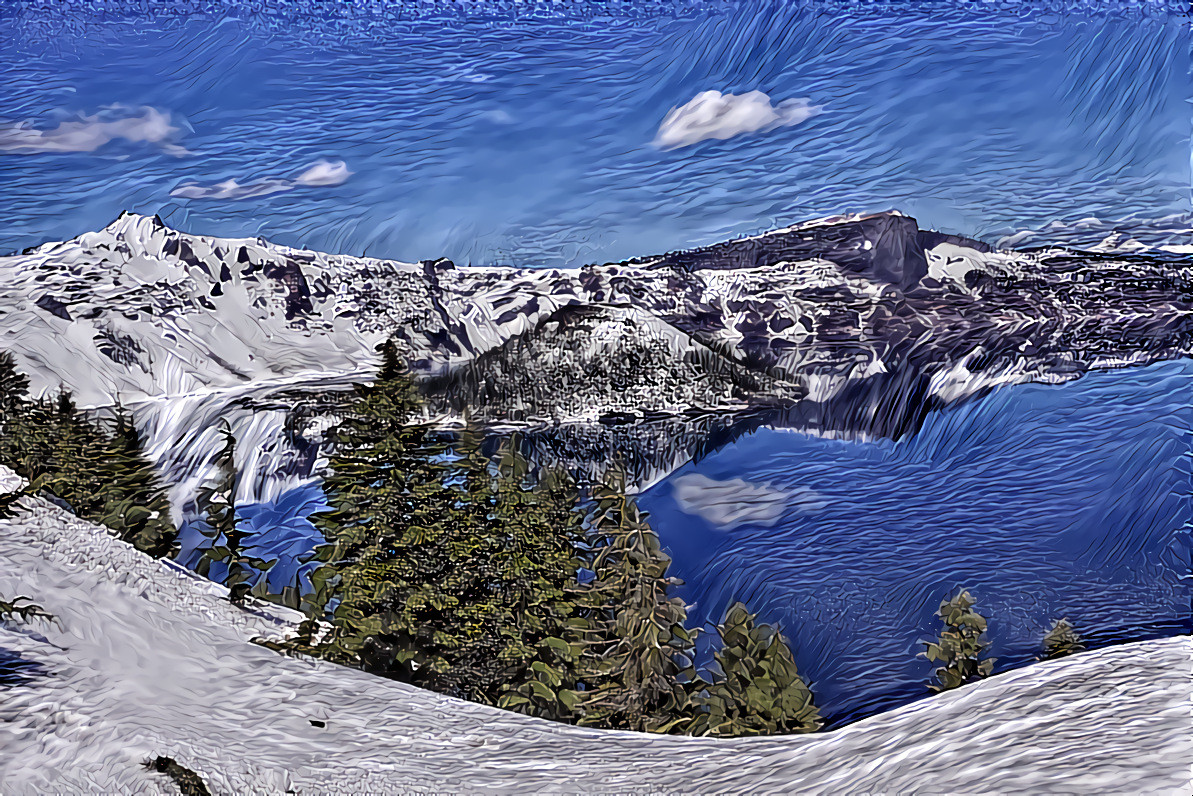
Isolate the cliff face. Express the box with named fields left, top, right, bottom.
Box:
left=632, top=211, right=949, bottom=289
left=1, top=210, right=1190, bottom=502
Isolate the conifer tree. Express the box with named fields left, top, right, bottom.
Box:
left=0, top=353, right=30, bottom=517
left=569, top=465, right=697, bottom=732
left=196, top=421, right=267, bottom=603
left=1041, top=618, right=1084, bottom=659
left=0, top=352, right=28, bottom=416
left=94, top=410, right=179, bottom=559
left=299, top=340, right=475, bottom=689
left=923, top=589, right=995, bottom=692
left=0, top=353, right=178, bottom=556
left=295, top=345, right=595, bottom=712
left=486, top=439, right=589, bottom=720
left=690, top=602, right=820, bottom=736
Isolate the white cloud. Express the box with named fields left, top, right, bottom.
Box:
left=653, top=90, right=822, bottom=150
left=170, top=178, right=294, bottom=201
left=171, top=159, right=351, bottom=201
left=295, top=159, right=352, bottom=186
left=0, top=106, right=190, bottom=156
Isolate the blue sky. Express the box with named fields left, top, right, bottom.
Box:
left=0, top=0, right=1188, bottom=265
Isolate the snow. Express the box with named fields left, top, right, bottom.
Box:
left=0, top=466, right=1188, bottom=794
left=924, top=242, right=1019, bottom=286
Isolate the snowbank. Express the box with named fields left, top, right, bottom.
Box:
left=0, top=468, right=1188, bottom=794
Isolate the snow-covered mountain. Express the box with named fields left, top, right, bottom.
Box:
left=1, top=210, right=1190, bottom=507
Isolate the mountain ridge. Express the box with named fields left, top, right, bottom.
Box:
left=2, top=209, right=1189, bottom=506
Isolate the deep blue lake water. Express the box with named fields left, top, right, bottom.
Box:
left=188, top=358, right=1191, bottom=725
left=639, top=359, right=1192, bottom=725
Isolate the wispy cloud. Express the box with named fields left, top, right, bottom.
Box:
left=653, top=90, right=822, bottom=150
left=0, top=106, right=190, bottom=156
left=171, top=159, right=352, bottom=201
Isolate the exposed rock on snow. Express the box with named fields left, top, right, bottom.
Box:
left=0, top=468, right=1188, bottom=794
left=1, top=210, right=1190, bottom=505
left=5, top=210, right=1188, bottom=419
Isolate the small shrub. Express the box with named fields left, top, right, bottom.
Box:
left=1041, top=618, right=1085, bottom=659
left=923, top=589, right=995, bottom=692
left=690, top=602, right=820, bottom=737
left=0, top=597, right=52, bottom=624
left=144, top=757, right=210, bottom=796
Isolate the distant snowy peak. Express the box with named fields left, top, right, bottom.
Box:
left=1, top=209, right=1188, bottom=424
left=996, top=212, right=1193, bottom=254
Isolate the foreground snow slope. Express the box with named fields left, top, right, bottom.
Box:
left=0, top=468, right=1189, bottom=794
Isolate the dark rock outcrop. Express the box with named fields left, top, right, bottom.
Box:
left=628, top=211, right=974, bottom=290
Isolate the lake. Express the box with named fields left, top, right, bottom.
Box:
left=185, top=358, right=1191, bottom=726
left=639, top=359, right=1192, bottom=725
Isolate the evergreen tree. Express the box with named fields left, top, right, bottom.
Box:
left=486, top=439, right=590, bottom=720
left=0, top=352, right=28, bottom=416
left=196, top=421, right=268, bottom=603
left=294, top=343, right=595, bottom=713
left=690, top=602, right=820, bottom=737
left=1041, top=618, right=1084, bottom=659
left=0, top=353, right=29, bottom=517
left=568, top=465, right=696, bottom=732
left=93, top=409, right=179, bottom=559
left=298, top=340, right=478, bottom=689
left=0, top=353, right=177, bottom=556
left=923, top=589, right=995, bottom=692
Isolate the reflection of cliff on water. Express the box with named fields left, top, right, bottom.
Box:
left=511, top=410, right=773, bottom=493
left=508, top=366, right=1005, bottom=491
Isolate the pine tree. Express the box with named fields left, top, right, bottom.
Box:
left=486, top=438, right=589, bottom=720
left=299, top=341, right=474, bottom=688
left=295, top=345, right=596, bottom=714
left=0, top=352, right=29, bottom=416
left=94, top=410, right=179, bottom=559
left=568, top=465, right=697, bottom=732
left=0, top=353, right=30, bottom=517
left=0, top=353, right=178, bottom=556
left=196, top=421, right=270, bottom=603
left=690, top=602, right=820, bottom=736
left=923, top=589, right=995, bottom=692
left=1041, top=618, right=1084, bottom=659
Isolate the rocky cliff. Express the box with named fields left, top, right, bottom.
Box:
left=1, top=210, right=1189, bottom=501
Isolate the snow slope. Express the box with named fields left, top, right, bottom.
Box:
left=0, top=467, right=1188, bottom=795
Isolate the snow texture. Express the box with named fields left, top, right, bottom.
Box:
left=0, top=467, right=1188, bottom=794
